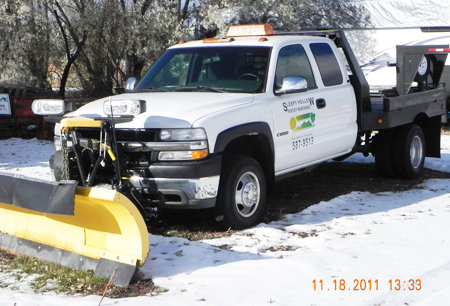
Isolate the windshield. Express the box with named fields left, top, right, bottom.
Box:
left=135, top=46, right=271, bottom=93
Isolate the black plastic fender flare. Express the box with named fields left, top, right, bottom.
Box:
left=213, top=122, right=275, bottom=188
left=213, top=122, right=275, bottom=156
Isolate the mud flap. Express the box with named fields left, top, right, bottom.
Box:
left=0, top=174, right=149, bottom=287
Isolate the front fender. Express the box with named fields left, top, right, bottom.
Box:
left=214, top=122, right=274, bottom=154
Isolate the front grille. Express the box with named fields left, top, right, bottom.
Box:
left=122, top=151, right=152, bottom=167
left=74, top=128, right=159, bottom=169
left=76, top=128, right=159, bottom=142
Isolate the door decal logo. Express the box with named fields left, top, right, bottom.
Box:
left=290, top=112, right=316, bottom=132
left=283, top=97, right=314, bottom=113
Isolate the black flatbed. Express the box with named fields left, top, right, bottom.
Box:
left=362, top=88, right=446, bottom=130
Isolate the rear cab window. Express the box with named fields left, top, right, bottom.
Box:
left=310, top=43, right=344, bottom=87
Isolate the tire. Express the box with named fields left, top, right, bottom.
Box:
left=215, top=156, right=266, bottom=230
left=60, top=148, right=81, bottom=183
left=392, top=124, right=426, bottom=178
left=51, top=151, right=64, bottom=181
left=52, top=149, right=78, bottom=182
left=374, top=130, right=395, bottom=177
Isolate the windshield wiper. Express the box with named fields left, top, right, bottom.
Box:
left=134, top=88, right=169, bottom=93
left=175, top=86, right=227, bottom=93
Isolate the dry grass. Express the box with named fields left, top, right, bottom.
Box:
left=0, top=249, right=159, bottom=298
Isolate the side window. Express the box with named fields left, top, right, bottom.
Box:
left=310, top=43, right=343, bottom=87
left=275, top=44, right=316, bottom=90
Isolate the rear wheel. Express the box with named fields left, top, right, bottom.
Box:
left=216, top=156, right=266, bottom=230
left=392, top=124, right=425, bottom=178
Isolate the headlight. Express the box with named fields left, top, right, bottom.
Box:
left=160, top=128, right=207, bottom=141
left=157, top=128, right=208, bottom=161
left=32, top=99, right=71, bottom=115
left=103, top=99, right=145, bottom=116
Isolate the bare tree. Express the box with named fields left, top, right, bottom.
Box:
left=50, top=0, right=88, bottom=97
left=1, top=0, right=372, bottom=97
left=0, top=0, right=52, bottom=88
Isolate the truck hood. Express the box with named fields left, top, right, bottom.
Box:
left=70, top=92, right=254, bottom=128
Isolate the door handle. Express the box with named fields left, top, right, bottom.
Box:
left=316, top=98, right=326, bottom=109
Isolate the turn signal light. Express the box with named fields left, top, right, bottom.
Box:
left=192, top=150, right=209, bottom=160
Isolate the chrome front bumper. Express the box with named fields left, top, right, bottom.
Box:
left=129, top=175, right=220, bottom=208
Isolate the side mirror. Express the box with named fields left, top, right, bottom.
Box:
left=125, top=77, right=138, bottom=92
left=275, top=76, right=308, bottom=96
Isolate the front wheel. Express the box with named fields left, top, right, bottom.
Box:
left=216, top=156, right=266, bottom=230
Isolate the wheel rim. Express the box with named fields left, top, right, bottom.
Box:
left=234, top=171, right=260, bottom=218
left=410, top=135, right=424, bottom=170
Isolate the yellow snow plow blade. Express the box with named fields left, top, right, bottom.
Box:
left=0, top=179, right=149, bottom=287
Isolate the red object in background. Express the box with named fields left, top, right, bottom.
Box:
left=0, top=85, right=58, bottom=139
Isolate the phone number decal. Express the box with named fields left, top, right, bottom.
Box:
left=312, top=279, right=422, bottom=291
left=292, top=135, right=314, bottom=151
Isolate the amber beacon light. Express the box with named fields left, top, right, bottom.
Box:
left=226, top=24, right=275, bottom=37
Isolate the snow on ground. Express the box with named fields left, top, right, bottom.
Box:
left=1, top=136, right=450, bottom=305
left=0, top=138, right=55, bottom=181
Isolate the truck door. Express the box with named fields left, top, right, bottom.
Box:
left=308, top=42, right=357, bottom=160
left=271, top=43, right=357, bottom=173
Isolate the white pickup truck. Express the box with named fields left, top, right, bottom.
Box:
left=34, top=24, right=448, bottom=229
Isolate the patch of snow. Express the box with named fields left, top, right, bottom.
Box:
left=0, top=135, right=449, bottom=305
left=0, top=138, right=55, bottom=181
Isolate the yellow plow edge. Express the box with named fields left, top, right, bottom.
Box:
left=0, top=186, right=149, bottom=287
